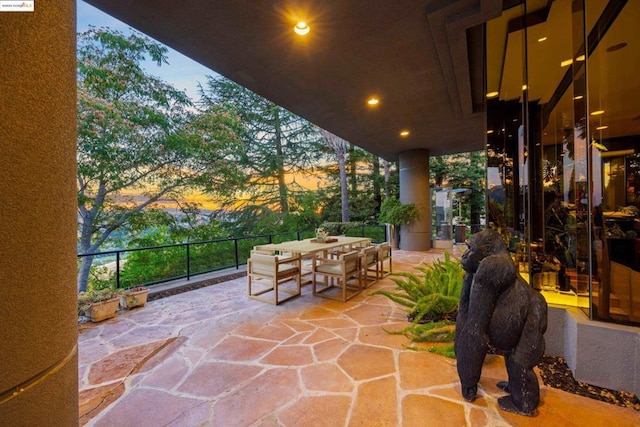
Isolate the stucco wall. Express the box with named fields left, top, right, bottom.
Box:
left=545, top=305, right=640, bottom=397
left=0, top=1, right=79, bottom=424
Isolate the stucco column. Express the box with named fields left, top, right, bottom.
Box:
left=0, top=2, right=79, bottom=425
left=399, top=149, right=431, bottom=251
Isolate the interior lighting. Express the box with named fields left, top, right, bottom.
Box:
left=399, top=130, right=410, bottom=137
left=538, top=36, right=547, bottom=42
left=486, top=130, right=494, bottom=134
left=367, top=97, right=380, bottom=106
left=591, top=110, right=605, bottom=116
left=596, top=125, right=608, bottom=130
left=561, top=59, right=573, bottom=67
left=574, top=95, right=584, bottom=100
left=576, top=55, right=585, bottom=61
left=294, top=22, right=310, bottom=35
left=486, top=91, right=499, bottom=98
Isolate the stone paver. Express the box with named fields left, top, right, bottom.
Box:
left=78, top=248, right=640, bottom=426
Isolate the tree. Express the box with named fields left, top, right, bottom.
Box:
left=319, top=128, right=350, bottom=222
left=76, top=28, right=244, bottom=291
left=198, top=76, right=325, bottom=214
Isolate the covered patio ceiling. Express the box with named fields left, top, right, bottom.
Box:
left=84, top=0, right=503, bottom=161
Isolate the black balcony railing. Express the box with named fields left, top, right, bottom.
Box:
left=78, top=225, right=387, bottom=290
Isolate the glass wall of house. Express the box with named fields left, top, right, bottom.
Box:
left=486, top=0, right=639, bottom=326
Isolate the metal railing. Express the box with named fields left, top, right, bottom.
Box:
left=78, top=225, right=387, bottom=290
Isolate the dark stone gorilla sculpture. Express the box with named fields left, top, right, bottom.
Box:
left=455, top=229, right=547, bottom=416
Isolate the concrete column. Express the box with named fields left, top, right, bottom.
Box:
left=399, top=149, right=431, bottom=251
left=0, top=2, right=79, bottom=425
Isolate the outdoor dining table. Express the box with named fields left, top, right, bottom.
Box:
left=255, top=236, right=372, bottom=284
left=256, top=235, right=371, bottom=258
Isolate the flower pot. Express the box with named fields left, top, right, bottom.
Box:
left=119, top=288, right=149, bottom=309
left=85, top=297, right=120, bottom=322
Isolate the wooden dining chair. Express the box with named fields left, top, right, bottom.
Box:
left=247, top=253, right=301, bottom=305
left=377, top=242, right=392, bottom=279
left=312, top=250, right=362, bottom=302
left=361, top=245, right=379, bottom=287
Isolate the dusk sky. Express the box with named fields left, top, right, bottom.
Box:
left=77, top=0, right=215, bottom=100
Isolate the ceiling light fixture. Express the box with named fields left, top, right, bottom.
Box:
left=591, top=110, right=605, bottom=116
left=486, top=91, right=499, bottom=98
left=294, top=22, right=310, bottom=35
left=486, top=130, right=494, bottom=134
left=596, top=125, right=608, bottom=130
left=561, top=59, right=573, bottom=67
left=367, top=97, right=379, bottom=106
left=576, top=55, right=585, bottom=61
left=538, top=36, right=547, bottom=42
left=400, top=130, right=410, bottom=137
left=574, top=95, right=584, bottom=100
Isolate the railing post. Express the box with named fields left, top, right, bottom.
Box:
left=297, top=231, right=301, bottom=240
left=268, top=234, right=273, bottom=244
left=116, top=251, right=121, bottom=289
left=186, top=244, right=191, bottom=280
left=234, top=238, right=240, bottom=269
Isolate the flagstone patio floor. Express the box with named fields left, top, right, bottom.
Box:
left=78, top=248, right=639, bottom=426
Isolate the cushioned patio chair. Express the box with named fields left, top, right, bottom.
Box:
left=312, top=250, right=362, bottom=302
left=247, top=253, right=301, bottom=305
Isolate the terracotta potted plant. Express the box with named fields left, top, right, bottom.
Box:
left=78, top=288, right=120, bottom=322
left=119, top=286, right=149, bottom=310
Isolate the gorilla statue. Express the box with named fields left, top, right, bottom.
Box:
left=455, top=229, right=548, bottom=416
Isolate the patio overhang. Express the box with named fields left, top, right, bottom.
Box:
left=84, top=0, right=503, bottom=161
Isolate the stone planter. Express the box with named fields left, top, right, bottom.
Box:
left=85, top=297, right=120, bottom=322
left=119, top=287, right=149, bottom=310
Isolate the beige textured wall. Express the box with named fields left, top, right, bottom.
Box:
left=399, top=149, right=431, bottom=251
left=0, top=1, right=79, bottom=425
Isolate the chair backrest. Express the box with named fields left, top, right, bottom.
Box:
left=378, top=242, right=391, bottom=259
left=251, top=247, right=275, bottom=256
left=340, top=250, right=360, bottom=274
left=362, top=245, right=377, bottom=265
left=249, top=253, right=278, bottom=276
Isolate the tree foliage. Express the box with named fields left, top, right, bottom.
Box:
left=198, top=76, right=325, bottom=214
left=76, top=28, right=244, bottom=291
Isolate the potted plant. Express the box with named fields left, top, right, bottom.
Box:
left=119, top=286, right=149, bottom=309
left=378, top=197, right=420, bottom=249
left=77, top=287, right=120, bottom=322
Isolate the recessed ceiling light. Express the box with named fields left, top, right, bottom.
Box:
left=367, top=97, right=379, bottom=106
left=574, top=95, right=584, bottom=100
left=561, top=59, right=573, bottom=67
left=538, top=37, right=547, bottom=42
left=486, top=91, right=499, bottom=98
left=400, top=130, right=410, bottom=137
left=294, top=22, right=310, bottom=35
left=606, top=42, right=627, bottom=52
left=596, top=125, right=608, bottom=130
left=591, top=110, right=605, bottom=116
left=522, top=85, right=528, bottom=90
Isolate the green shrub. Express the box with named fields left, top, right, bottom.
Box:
left=373, top=252, right=464, bottom=357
